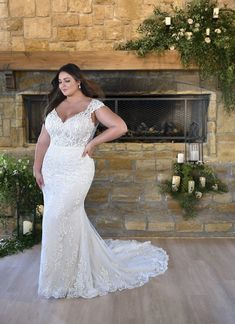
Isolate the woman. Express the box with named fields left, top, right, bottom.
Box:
left=34, top=63, right=168, bottom=299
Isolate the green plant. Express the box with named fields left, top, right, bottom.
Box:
left=0, top=154, right=43, bottom=243
left=0, top=154, right=43, bottom=212
left=160, top=162, right=228, bottom=218
left=119, top=0, right=235, bottom=112
left=0, top=231, right=42, bottom=258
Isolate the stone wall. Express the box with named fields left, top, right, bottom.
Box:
left=1, top=143, right=234, bottom=238
left=0, top=0, right=234, bottom=51
left=88, top=142, right=235, bottom=237
left=0, top=0, right=235, bottom=237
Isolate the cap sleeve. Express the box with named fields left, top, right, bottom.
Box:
left=89, top=99, right=105, bottom=114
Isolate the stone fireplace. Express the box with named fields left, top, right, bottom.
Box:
left=0, top=52, right=234, bottom=238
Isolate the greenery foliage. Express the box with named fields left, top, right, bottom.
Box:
left=160, top=162, right=228, bottom=218
left=0, top=155, right=43, bottom=257
left=0, top=232, right=41, bottom=258
left=119, top=0, right=235, bottom=112
left=0, top=154, right=43, bottom=213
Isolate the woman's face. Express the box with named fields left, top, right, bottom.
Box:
left=58, top=71, right=80, bottom=97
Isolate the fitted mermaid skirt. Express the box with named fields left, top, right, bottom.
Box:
left=38, top=144, right=168, bottom=299
left=38, top=99, right=168, bottom=299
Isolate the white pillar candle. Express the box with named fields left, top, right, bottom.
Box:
left=189, top=143, right=199, bottom=162
left=23, top=220, right=33, bottom=235
left=188, top=180, right=195, bottom=193
left=172, top=175, right=181, bottom=187
left=213, top=7, right=219, bottom=18
left=206, top=28, right=210, bottom=36
left=165, top=17, right=171, bottom=26
left=199, top=176, right=206, bottom=188
left=177, top=153, right=184, bottom=163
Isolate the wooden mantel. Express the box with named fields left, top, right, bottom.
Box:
left=0, top=51, right=197, bottom=71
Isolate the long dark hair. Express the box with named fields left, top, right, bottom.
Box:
left=44, top=63, right=104, bottom=117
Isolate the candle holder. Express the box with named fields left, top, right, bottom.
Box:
left=16, top=204, right=37, bottom=239
left=185, top=140, right=203, bottom=163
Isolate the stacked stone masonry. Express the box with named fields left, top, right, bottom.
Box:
left=0, top=0, right=234, bottom=51
left=1, top=143, right=234, bottom=238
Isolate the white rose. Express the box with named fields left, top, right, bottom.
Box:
left=215, top=28, right=222, bottom=34
left=169, top=45, right=175, bottom=50
left=205, top=37, right=211, bottom=43
left=195, top=23, right=200, bottom=28
left=185, top=31, right=193, bottom=40
left=187, top=18, right=193, bottom=25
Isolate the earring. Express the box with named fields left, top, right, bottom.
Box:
left=78, top=84, right=81, bottom=89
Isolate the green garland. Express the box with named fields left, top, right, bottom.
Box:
left=160, top=162, right=228, bottom=218
left=119, top=0, right=235, bottom=112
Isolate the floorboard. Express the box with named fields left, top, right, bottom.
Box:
left=0, top=238, right=234, bottom=324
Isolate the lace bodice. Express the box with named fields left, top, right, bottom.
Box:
left=45, top=98, right=104, bottom=147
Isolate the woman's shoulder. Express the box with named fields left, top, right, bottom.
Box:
left=89, top=98, right=105, bottom=112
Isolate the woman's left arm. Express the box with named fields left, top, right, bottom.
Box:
left=83, top=106, right=128, bottom=157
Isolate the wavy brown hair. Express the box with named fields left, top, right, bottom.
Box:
left=44, top=63, right=104, bottom=118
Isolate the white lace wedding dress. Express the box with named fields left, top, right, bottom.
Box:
left=38, top=98, right=168, bottom=299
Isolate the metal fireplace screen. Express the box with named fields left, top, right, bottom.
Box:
left=24, top=95, right=208, bottom=143
left=97, top=95, right=209, bottom=143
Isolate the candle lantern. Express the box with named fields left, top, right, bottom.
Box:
left=186, top=141, right=203, bottom=163
left=185, top=121, right=204, bottom=163
left=16, top=205, right=37, bottom=239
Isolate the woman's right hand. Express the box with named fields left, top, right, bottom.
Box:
left=34, top=171, right=45, bottom=189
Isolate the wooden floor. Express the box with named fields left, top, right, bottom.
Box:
left=0, top=238, right=235, bottom=324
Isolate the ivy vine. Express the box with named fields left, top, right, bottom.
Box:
left=119, top=0, right=235, bottom=112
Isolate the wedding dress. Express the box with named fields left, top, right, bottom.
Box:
left=38, top=98, right=168, bottom=299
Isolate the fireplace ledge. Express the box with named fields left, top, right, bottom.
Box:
left=0, top=50, right=197, bottom=71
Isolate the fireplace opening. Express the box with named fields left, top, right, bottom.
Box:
left=23, top=94, right=208, bottom=144
left=99, top=95, right=209, bottom=143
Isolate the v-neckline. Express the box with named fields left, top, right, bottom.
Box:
left=54, top=98, right=93, bottom=124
